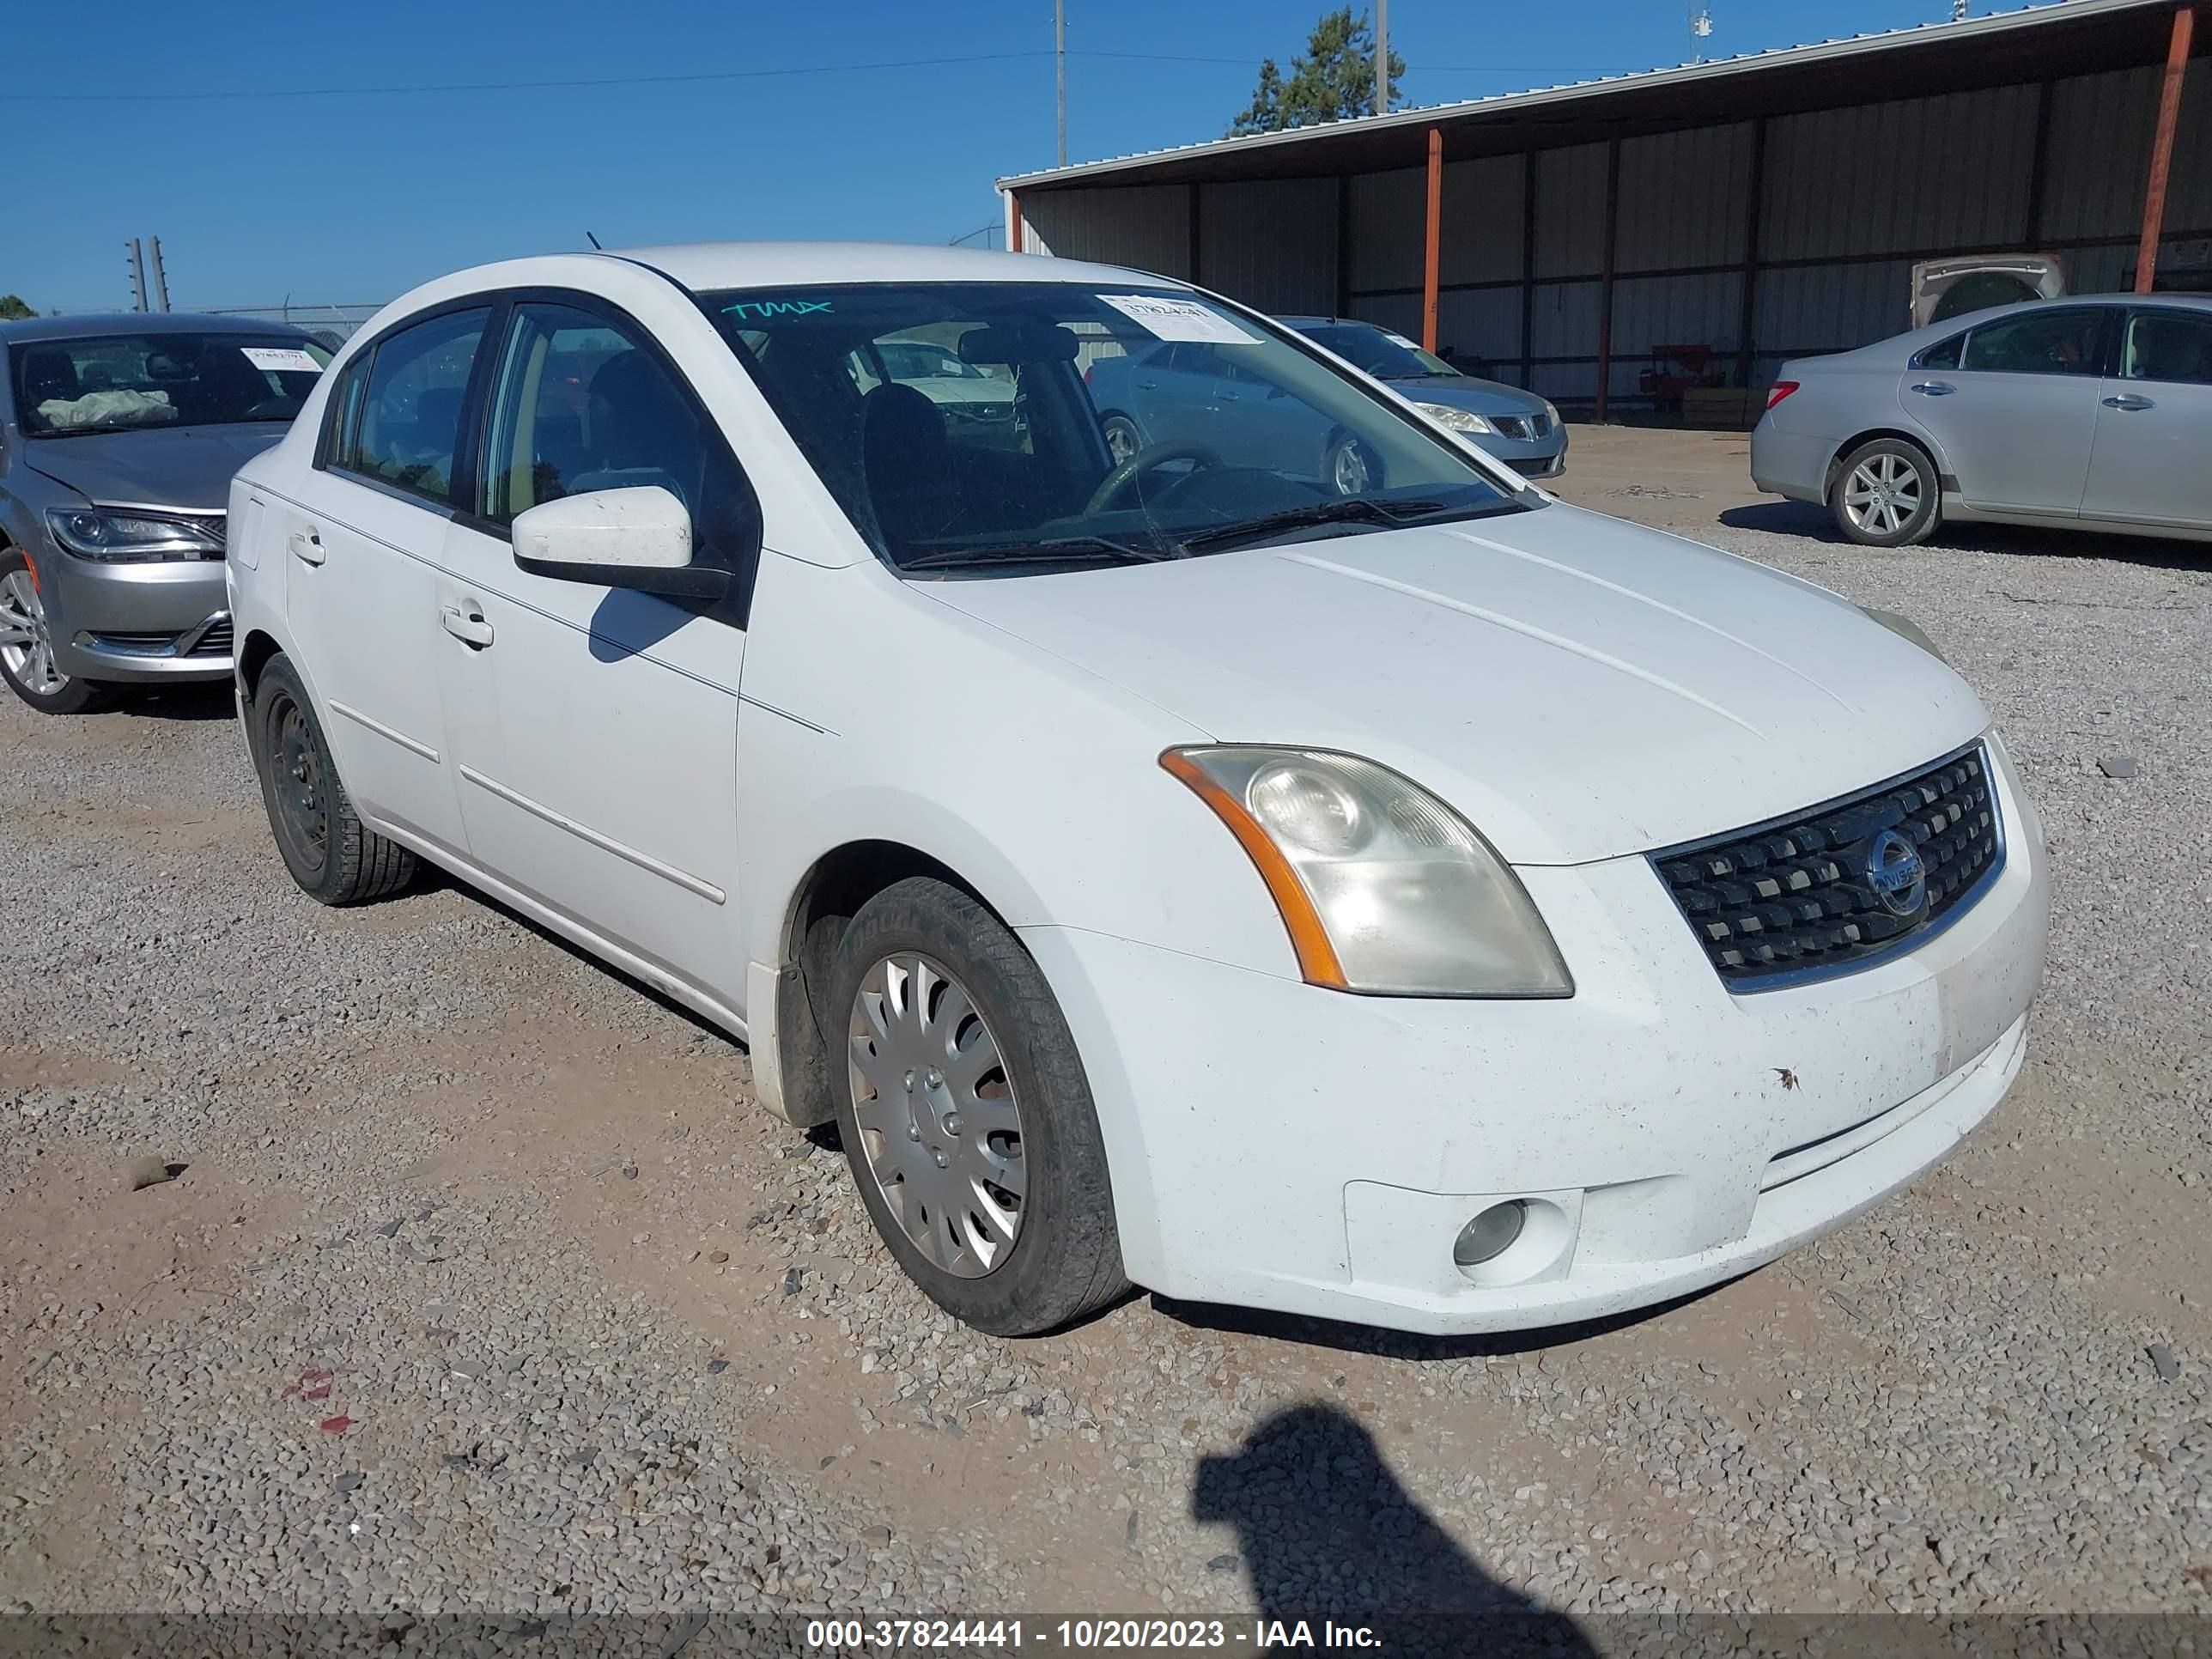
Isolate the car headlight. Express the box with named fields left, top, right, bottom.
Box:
left=1161, top=746, right=1573, bottom=998
left=1411, top=401, right=1495, bottom=435
left=46, top=507, right=222, bottom=562
left=1861, top=605, right=1948, bottom=664
left=1542, top=399, right=1562, bottom=428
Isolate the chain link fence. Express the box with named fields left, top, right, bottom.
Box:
left=198, top=302, right=386, bottom=348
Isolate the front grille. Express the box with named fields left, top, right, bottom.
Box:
left=1492, top=413, right=1552, bottom=442
left=1652, top=743, right=2002, bottom=988
left=189, top=618, right=234, bottom=658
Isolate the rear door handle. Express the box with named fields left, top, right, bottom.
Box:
left=440, top=603, right=494, bottom=648
left=2102, top=393, right=2155, bottom=410
left=288, top=528, right=325, bottom=565
left=1908, top=381, right=1956, bottom=397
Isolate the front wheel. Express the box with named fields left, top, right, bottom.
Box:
left=0, top=550, right=120, bottom=714
left=1831, top=438, right=1939, bottom=546
left=1324, top=432, right=1377, bottom=496
left=1101, top=414, right=1143, bottom=467
left=830, top=877, right=1127, bottom=1336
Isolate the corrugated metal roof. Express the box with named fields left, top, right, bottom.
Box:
left=999, top=0, right=2178, bottom=191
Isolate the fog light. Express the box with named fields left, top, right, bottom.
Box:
left=1452, top=1200, right=1528, bottom=1267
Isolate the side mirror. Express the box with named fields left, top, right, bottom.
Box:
left=512, top=485, right=729, bottom=601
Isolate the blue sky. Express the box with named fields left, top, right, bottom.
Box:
left=14, top=0, right=1991, bottom=314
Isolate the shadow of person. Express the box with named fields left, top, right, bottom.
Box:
left=1192, top=1404, right=1596, bottom=1656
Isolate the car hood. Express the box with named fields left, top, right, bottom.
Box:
left=1383, top=375, right=1548, bottom=418
left=23, top=423, right=289, bottom=511
left=923, top=504, right=1988, bottom=865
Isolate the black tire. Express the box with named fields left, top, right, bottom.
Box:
left=1829, top=437, right=1940, bottom=547
left=1323, top=431, right=1377, bottom=496
left=246, top=653, right=416, bottom=905
left=0, top=548, right=122, bottom=714
left=828, top=877, right=1127, bottom=1336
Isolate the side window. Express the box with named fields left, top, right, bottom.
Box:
left=333, top=307, right=489, bottom=506
left=319, top=352, right=373, bottom=467
left=1913, top=334, right=1964, bottom=372
left=481, top=302, right=750, bottom=568
left=2121, top=309, right=2212, bottom=386
left=1959, top=308, right=2107, bottom=377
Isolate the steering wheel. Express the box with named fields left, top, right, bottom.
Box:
left=1084, top=440, right=1225, bottom=516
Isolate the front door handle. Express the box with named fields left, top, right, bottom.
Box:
left=1909, top=381, right=1956, bottom=397
left=440, top=603, right=494, bottom=648
left=2102, top=393, right=2155, bottom=410
left=288, top=528, right=325, bottom=565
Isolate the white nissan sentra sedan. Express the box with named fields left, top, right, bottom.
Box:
left=225, top=244, right=2048, bottom=1338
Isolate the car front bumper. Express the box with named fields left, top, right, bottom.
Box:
left=37, top=546, right=234, bottom=683
left=1477, top=426, right=1567, bottom=480
left=1020, top=738, right=2048, bottom=1336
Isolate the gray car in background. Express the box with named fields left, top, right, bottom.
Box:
left=1753, top=294, right=2212, bottom=547
left=0, top=313, right=329, bottom=714
left=1085, top=314, right=1565, bottom=493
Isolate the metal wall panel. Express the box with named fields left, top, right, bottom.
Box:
left=1761, top=85, right=2037, bottom=260
left=1440, top=154, right=1527, bottom=284
left=1348, top=167, right=1426, bottom=294
left=1534, top=143, right=1611, bottom=277
left=1529, top=281, right=1603, bottom=358
left=1752, top=258, right=1915, bottom=356
left=1616, top=123, right=1754, bottom=270
left=1196, top=178, right=1340, bottom=314
left=2044, top=59, right=2212, bottom=246
left=1436, top=287, right=1525, bottom=369
left=1020, top=185, right=1191, bottom=276
left=1346, top=290, right=1423, bottom=341
left=1609, top=271, right=1747, bottom=357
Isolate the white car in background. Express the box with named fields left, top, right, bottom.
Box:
left=226, top=243, right=2047, bottom=1338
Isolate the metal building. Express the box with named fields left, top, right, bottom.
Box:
left=998, top=0, right=2207, bottom=417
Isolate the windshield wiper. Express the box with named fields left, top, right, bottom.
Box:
left=27, top=421, right=161, bottom=439
left=1178, top=497, right=1456, bottom=554
left=901, top=533, right=1184, bottom=571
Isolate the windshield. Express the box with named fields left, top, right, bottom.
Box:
left=703, top=283, right=1524, bottom=574
left=1294, top=323, right=1458, bottom=380
left=10, top=332, right=331, bottom=435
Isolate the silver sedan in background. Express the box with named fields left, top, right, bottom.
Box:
left=1752, top=294, right=2212, bottom=547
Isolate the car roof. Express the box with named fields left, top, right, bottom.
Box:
left=0, top=312, right=315, bottom=346
left=1886, top=289, right=2212, bottom=351
left=609, top=240, right=1178, bottom=294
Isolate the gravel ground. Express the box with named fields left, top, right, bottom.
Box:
left=3, top=447, right=2209, bottom=1637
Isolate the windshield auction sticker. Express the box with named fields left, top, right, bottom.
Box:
left=240, top=347, right=323, bottom=374
left=1097, top=294, right=1260, bottom=345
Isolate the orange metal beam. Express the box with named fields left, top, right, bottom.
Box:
left=1422, top=127, right=1443, bottom=352
left=2134, top=1, right=2196, bottom=293
left=1009, top=192, right=1024, bottom=253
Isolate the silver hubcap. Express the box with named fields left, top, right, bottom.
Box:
left=1844, top=453, right=1922, bottom=535
left=847, top=953, right=1025, bottom=1279
left=1332, top=441, right=1370, bottom=495
left=1104, top=420, right=1138, bottom=465
left=0, top=569, right=66, bottom=696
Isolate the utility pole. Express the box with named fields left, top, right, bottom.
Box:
left=1374, top=0, right=1389, bottom=115
left=125, top=239, right=147, bottom=312
left=1054, top=0, right=1066, bottom=167
left=149, top=236, right=172, bottom=311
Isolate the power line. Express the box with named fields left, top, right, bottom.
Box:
left=0, top=48, right=1622, bottom=104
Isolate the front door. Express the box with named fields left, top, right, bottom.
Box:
left=434, top=298, right=756, bottom=1006
left=2081, top=306, right=2212, bottom=531
left=1899, top=304, right=2112, bottom=516
left=276, top=304, right=492, bottom=855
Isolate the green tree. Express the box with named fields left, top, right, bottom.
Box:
left=0, top=295, right=36, bottom=321
left=1230, top=8, right=1404, bottom=137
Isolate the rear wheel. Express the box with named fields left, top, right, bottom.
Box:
left=1324, top=432, right=1376, bottom=496
left=0, top=550, right=120, bottom=714
left=830, top=877, right=1126, bottom=1336
left=247, top=653, right=416, bottom=904
left=1101, top=414, right=1143, bottom=467
left=1830, top=438, right=1939, bottom=546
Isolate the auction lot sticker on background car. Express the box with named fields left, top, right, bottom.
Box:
left=240, top=347, right=324, bottom=374
left=1097, top=293, right=1259, bottom=344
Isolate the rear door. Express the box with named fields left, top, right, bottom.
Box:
left=275, top=304, right=492, bottom=854
left=2080, top=306, right=2212, bottom=530
left=433, top=295, right=756, bottom=1006
left=1899, top=305, right=2112, bottom=515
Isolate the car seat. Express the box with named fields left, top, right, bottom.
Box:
left=860, top=383, right=961, bottom=549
